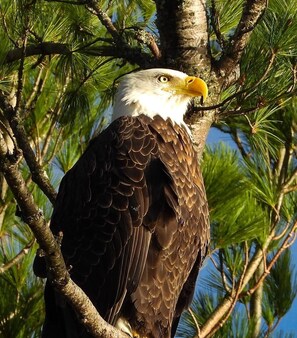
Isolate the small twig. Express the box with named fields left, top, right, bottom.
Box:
left=0, top=118, right=19, bottom=152
left=218, top=85, right=297, bottom=119
left=0, top=239, right=35, bottom=274
left=289, top=62, right=297, bottom=92
left=73, top=57, right=115, bottom=94
left=218, top=105, right=259, bottom=118
left=25, top=66, right=45, bottom=112
left=195, top=47, right=277, bottom=122
left=15, top=30, right=28, bottom=115
left=208, top=254, right=231, bottom=293
left=219, top=250, right=231, bottom=293
left=209, top=0, right=226, bottom=49
left=243, top=50, right=276, bottom=101
left=203, top=242, right=250, bottom=338
left=0, top=7, right=18, bottom=47
left=72, top=36, right=113, bottom=53
left=42, top=126, right=63, bottom=166
left=282, top=166, right=297, bottom=193
left=263, top=317, right=281, bottom=338
left=189, top=307, right=201, bottom=338
left=272, top=221, right=290, bottom=241
left=243, top=220, right=297, bottom=298
left=230, top=127, right=250, bottom=159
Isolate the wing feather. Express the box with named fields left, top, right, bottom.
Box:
left=41, top=116, right=158, bottom=330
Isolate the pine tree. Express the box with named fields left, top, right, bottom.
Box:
left=0, top=0, right=296, bottom=337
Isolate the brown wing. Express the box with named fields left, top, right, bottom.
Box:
left=125, top=116, right=209, bottom=337
left=36, top=116, right=159, bottom=337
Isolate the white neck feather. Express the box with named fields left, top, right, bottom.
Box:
left=112, top=73, right=192, bottom=132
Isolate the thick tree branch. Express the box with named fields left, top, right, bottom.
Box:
left=5, top=42, right=71, bottom=63
left=0, top=93, right=57, bottom=204
left=0, top=135, right=127, bottom=338
left=217, top=0, right=268, bottom=76
left=5, top=41, right=153, bottom=68
left=85, top=1, right=156, bottom=67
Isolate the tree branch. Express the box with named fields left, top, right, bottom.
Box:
left=45, top=0, right=87, bottom=4
left=5, top=41, right=153, bottom=68
left=0, top=239, right=35, bottom=274
left=217, top=0, right=268, bottom=76
left=0, top=93, right=57, bottom=204
left=250, top=259, right=264, bottom=338
left=85, top=0, right=120, bottom=40
left=0, top=135, right=128, bottom=338
left=243, top=219, right=297, bottom=298
left=132, top=28, right=161, bottom=60
left=5, top=42, right=72, bottom=63
left=199, top=233, right=273, bottom=338
left=203, top=243, right=250, bottom=338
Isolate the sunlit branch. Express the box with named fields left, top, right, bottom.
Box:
left=219, top=250, right=232, bottom=293
left=129, top=28, right=161, bottom=60
left=217, top=0, right=268, bottom=74
left=230, top=127, right=250, bottom=159
left=0, top=239, right=35, bottom=274
left=189, top=307, right=201, bottom=338
left=272, top=221, right=291, bottom=241
left=243, top=220, right=297, bottom=298
left=85, top=0, right=120, bottom=40
left=205, top=243, right=250, bottom=338
left=282, top=166, right=297, bottom=193
left=0, top=93, right=57, bottom=204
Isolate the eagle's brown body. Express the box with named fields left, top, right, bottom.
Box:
left=34, top=69, right=209, bottom=338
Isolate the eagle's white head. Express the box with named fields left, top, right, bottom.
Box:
left=113, top=68, right=208, bottom=128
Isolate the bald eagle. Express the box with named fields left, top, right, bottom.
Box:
left=34, top=69, right=210, bottom=338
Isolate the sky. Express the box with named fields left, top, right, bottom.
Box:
left=206, top=127, right=297, bottom=336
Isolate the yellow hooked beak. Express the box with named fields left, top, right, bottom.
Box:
left=183, top=76, right=208, bottom=103
left=166, top=75, right=208, bottom=104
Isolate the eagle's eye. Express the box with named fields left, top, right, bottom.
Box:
left=158, top=75, right=169, bottom=83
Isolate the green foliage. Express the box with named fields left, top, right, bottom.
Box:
left=0, top=239, right=44, bottom=338
left=202, top=144, right=269, bottom=247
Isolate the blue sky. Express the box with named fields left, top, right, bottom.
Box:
left=206, top=127, right=297, bottom=336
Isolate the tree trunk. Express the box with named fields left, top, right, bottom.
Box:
left=155, top=0, right=217, bottom=160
